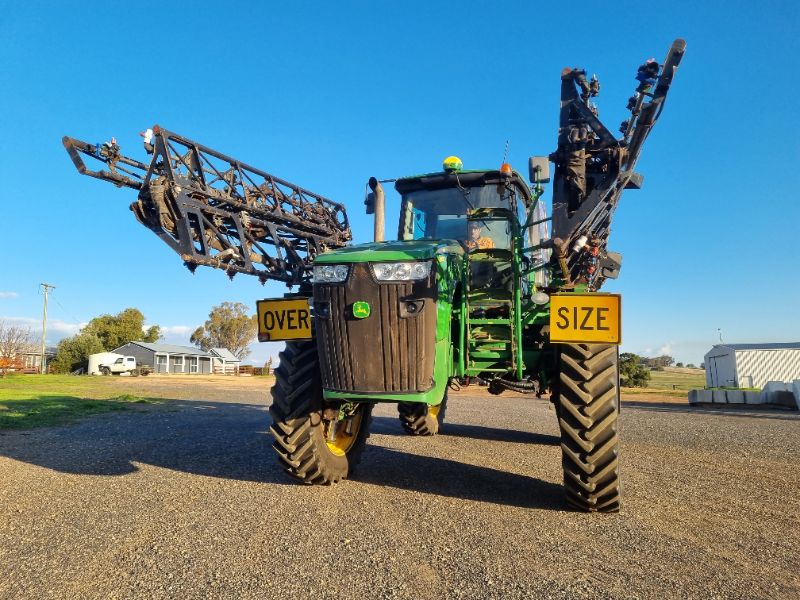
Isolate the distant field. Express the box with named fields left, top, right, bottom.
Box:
left=647, top=369, right=706, bottom=391
left=0, top=374, right=276, bottom=429
left=0, top=375, right=166, bottom=429
left=1, top=369, right=702, bottom=428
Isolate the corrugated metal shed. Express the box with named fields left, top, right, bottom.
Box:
left=704, top=343, right=800, bottom=389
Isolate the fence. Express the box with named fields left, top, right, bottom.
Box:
left=0, top=361, right=54, bottom=374
left=213, top=365, right=274, bottom=376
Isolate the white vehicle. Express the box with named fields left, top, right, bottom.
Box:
left=98, top=356, right=150, bottom=377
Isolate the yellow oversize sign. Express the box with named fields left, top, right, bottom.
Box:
left=257, top=298, right=312, bottom=341
left=549, top=293, right=621, bottom=345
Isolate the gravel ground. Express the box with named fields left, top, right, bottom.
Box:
left=1, top=379, right=798, bottom=600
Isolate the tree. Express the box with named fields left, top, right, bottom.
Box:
left=641, top=355, right=675, bottom=368
left=700, top=362, right=705, bottom=369
left=81, top=308, right=162, bottom=351
left=619, top=352, right=651, bottom=388
left=0, top=320, right=38, bottom=377
left=686, top=363, right=696, bottom=369
left=676, top=362, right=684, bottom=367
left=190, top=302, right=257, bottom=360
left=50, top=333, right=105, bottom=374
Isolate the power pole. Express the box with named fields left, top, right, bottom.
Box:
left=39, top=283, right=56, bottom=374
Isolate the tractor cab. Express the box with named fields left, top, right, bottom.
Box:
left=394, top=159, right=540, bottom=382
left=395, top=159, right=533, bottom=251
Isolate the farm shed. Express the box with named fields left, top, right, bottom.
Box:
left=111, top=342, right=215, bottom=374
left=704, top=343, right=800, bottom=389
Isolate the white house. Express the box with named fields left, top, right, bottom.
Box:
left=110, top=342, right=215, bottom=374
left=209, top=348, right=241, bottom=372
left=704, top=343, right=800, bottom=389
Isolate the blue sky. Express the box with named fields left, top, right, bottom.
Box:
left=1, top=1, right=798, bottom=366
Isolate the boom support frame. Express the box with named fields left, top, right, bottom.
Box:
left=63, top=126, right=351, bottom=286
left=548, top=39, right=686, bottom=290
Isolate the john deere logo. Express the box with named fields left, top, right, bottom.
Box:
left=352, top=301, right=370, bottom=318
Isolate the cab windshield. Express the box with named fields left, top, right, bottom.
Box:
left=399, top=185, right=517, bottom=248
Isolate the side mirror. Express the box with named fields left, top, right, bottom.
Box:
left=364, top=192, right=375, bottom=215
left=528, top=157, right=551, bottom=184
left=599, top=251, right=622, bottom=279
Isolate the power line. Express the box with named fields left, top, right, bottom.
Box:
left=49, top=292, right=82, bottom=326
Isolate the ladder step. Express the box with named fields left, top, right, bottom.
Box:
left=468, top=301, right=511, bottom=308
left=468, top=249, right=513, bottom=261
left=469, top=319, right=511, bottom=325
left=470, top=351, right=511, bottom=359
left=469, top=290, right=512, bottom=301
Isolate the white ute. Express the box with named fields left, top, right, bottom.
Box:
left=98, top=356, right=150, bottom=377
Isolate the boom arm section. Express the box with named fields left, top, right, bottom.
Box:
left=548, top=38, right=685, bottom=290
left=63, top=126, right=351, bottom=286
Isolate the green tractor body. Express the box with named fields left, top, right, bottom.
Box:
left=62, top=40, right=686, bottom=512
left=312, top=167, right=549, bottom=408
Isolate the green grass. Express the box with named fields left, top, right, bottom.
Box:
left=647, top=370, right=707, bottom=391
left=0, top=375, right=162, bottom=429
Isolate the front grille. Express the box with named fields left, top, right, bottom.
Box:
left=314, top=263, right=437, bottom=393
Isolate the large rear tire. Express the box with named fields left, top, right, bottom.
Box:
left=557, top=344, right=621, bottom=512
left=269, top=339, right=372, bottom=484
left=398, top=390, right=448, bottom=436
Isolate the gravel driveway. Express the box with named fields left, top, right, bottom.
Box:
left=1, top=380, right=798, bottom=599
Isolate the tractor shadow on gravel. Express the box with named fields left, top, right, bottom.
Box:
left=441, top=423, right=559, bottom=445
left=371, top=415, right=560, bottom=445
left=357, top=445, right=565, bottom=510
left=0, top=400, right=565, bottom=509
left=365, top=416, right=563, bottom=510
left=0, top=399, right=289, bottom=484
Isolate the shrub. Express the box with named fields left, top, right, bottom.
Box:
left=619, top=353, right=651, bottom=388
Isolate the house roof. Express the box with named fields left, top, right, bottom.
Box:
left=210, top=348, right=240, bottom=362
left=716, top=343, right=800, bottom=351
left=114, top=342, right=214, bottom=357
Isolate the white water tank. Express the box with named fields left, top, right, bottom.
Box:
left=88, top=352, right=124, bottom=376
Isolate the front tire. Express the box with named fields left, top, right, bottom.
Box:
left=398, top=390, right=448, bottom=436
left=557, top=344, right=621, bottom=513
left=101, top=367, right=111, bottom=376
left=269, top=339, right=372, bottom=484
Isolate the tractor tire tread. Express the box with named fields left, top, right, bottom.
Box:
left=398, top=392, right=448, bottom=436
left=557, top=343, right=621, bottom=513
left=269, top=339, right=372, bottom=485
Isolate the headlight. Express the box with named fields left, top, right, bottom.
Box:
left=313, top=264, right=350, bottom=283
left=372, top=261, right=432, bottom=281
left=532, top=291, right=550, bottom=305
